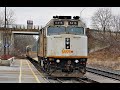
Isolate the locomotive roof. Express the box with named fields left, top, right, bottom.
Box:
left=45, top=17, right=86, bottom=27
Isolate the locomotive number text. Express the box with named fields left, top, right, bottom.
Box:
left=62, top=49, right=73, bottom=54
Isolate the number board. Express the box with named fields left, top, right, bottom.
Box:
left=27, top=20, right=33, bottom=25
left=54, top=21, right=64, bottom=25
left=68, top=21, right=78, bottom=25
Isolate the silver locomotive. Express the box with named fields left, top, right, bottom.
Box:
left=37, top=16, right=88, bottom=77
left=27, top=16, right=88, bottom=78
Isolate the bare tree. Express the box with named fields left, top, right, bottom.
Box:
left=0, top=11, right=4, bottom=27
left=6, top=9, right=15, bottom=26
left=90, top=8, right=120, bottom=59
left=14, top=35, right=37, bottom=57
left=111, top=15, right=120, bottom=37
left=91, top=8, right=114, bottom=45
left=0, top=8, right=16, bottom=56
left=109, top=15, right=120, bottom=48
left=92, top=8, right=113, bottom=32
left=0, top=8, right=15, bottom=26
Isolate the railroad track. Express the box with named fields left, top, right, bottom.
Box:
left=86, top=67, right=120, bottom=81
left=56, top=77, right=99, bottom=83
left=47, top=76, right=99, bottom=83
left=76, top=77, right=99, bottom=83
left=27, top=57, right=99, bottom=83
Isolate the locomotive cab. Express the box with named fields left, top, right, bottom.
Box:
left=38, top=16, right=88, bottom=77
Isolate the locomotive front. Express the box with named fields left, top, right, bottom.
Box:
left=40, top=16, right=88, bottom=77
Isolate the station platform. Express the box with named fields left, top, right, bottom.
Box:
left=33, top=57, right=38, bottom=62
left=0, top=58, right=49, bottom=83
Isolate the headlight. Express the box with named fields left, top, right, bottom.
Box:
left=66, top=38, right=70, bottom=41
left=66, top=42, right=69, bottom=44
left=75, top=59, right=79, bottom=63
left=56, top=59, right=60, bottom=63
left=66, top=46, right=70, bottom=49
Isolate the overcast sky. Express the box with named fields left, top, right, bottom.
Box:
left=1, top=7, right=120, bottom=28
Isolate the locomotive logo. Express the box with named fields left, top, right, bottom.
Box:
left=62, top=49, right=73, bottom=54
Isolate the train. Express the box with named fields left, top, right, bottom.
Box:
left=26, top=16, right=88, bottom=78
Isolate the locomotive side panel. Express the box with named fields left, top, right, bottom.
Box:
left=38, top=29, right=44, bottom=57
left=44, top=29, right=47, bottom=57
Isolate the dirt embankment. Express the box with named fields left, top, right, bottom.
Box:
left=87, top=46, right=120, bottom=70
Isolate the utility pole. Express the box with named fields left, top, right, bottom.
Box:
left=80, top=8, right=85, bottom=19
left=7, top=19, right=9, bottom=55
left=4, top=7, right=7, bottom=56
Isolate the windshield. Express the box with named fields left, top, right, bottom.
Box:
left=47, top=26, right=84, bottom=35
left=47, top=26, right=65, bottom=35
left=66, top=26, right=84, bottom=35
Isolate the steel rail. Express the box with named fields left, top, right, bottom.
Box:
left=86, top=67, right=120, bottom=81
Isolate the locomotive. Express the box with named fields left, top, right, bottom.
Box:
left=26, top=16, right=88, bottom=78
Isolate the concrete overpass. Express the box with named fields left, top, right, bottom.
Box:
left=0, top=26, right=39, bottom=56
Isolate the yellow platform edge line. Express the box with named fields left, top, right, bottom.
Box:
left=26, top=60, right=41, bottom=83
left=19, top=60, right=22, bottom=83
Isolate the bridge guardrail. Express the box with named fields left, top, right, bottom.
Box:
left=0, top=24, right=42, bottom=30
